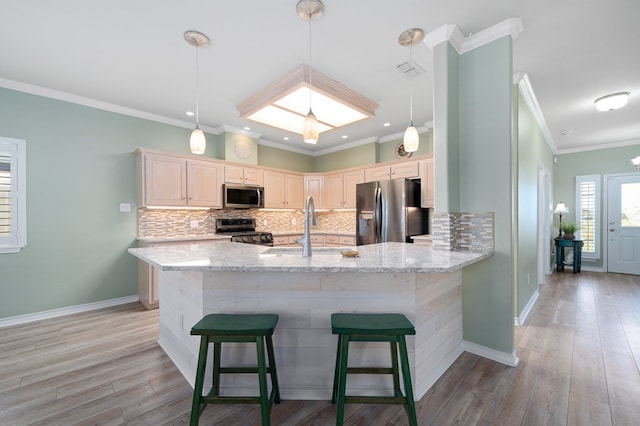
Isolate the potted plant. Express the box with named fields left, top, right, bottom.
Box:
left=560, top=222, right=579, bottom=240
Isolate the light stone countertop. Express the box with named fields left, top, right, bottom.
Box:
left=128, top=241, right=492, bottom=273
left=136, top=235, right=231, bottom=243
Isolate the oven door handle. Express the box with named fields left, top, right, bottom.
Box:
left=256, top=188, right=262, bottom=208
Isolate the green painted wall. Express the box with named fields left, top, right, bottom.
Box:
left=313, top=143, right=377, bottom=172
left=0, top=87, right=226, bottom=318
left=515, top=87, right=554, bottom=317
left=457, top=37, right=514, bottom=355
left=377, top=131, right=433, bottom=163
left=257, top=144, right=314, bottom=172
left=554, top=144, right=640, bottom=269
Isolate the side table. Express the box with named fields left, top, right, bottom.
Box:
left=555, top=238, right=583, bottom=273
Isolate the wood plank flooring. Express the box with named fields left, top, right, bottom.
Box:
left=1, top=271, right=639, bottom=425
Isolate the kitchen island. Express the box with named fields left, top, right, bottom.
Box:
left=128, top=241, right=491, bottom=400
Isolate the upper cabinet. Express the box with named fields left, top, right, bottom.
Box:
left=364, top=161, right=420, bottom=183
left=263, top=170, right=304, bottom=209
left=304, top=174, right=324, bottom=209
left=325, top=169, right=364, bottom=209
left=137, top=151, right=222, bottom=208
left=419, top=158, right=434, bottom=208
left=224, top=164, right=263, bottom=186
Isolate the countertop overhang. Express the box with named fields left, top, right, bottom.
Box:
left=128, top=241, right=492, bottom=273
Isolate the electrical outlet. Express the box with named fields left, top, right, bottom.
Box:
left=190, top=220, right=199, bottom=228
left=527, top=273, right=530, bottom=284
left=119, top=203, right=131, bottom=213
left=291, top=218, right=297, bottom=226
left=263, top=219, right=268, bottom=227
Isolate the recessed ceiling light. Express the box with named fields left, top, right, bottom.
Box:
left=383, top=122, right=391, bottom=127
left=283, top=136, right=289, bottom=141
left=243, top=126, right=251, bottom=131
left=341, top=135, right=348, bottom=139
left=594, top=92, right=630, bottom=111
left=186, top=111, right=194, bottom=116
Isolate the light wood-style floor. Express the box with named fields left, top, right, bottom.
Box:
left=1, top=271, right=639, bottom=425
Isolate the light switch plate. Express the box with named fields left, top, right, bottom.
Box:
left=190, top=220, right=199, bottom=228
left=119, top=203, right=131, bottom=212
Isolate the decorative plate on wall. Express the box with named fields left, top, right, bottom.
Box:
left=395, top=142, right=413, bottom=159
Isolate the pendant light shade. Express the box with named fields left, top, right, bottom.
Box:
left=399, top=28, right=424, bottom=153
left=302, top=108, right=319, bottom=144
left=403, top=122, right=419, bottom=152
left=184, top=30, right=210, bottom=155
left=190, top=126, right=206, bottom=154
left=297, top=0, right=324, bottom=145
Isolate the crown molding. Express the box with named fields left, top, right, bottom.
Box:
left=0, top=77, right=219, bottom=135
left=221, top=124, right=261, bottom=139
left=424, top=18, right=523, bottom=54
left=515, top=73, right=557, bottom=153
left=555, top=137, right=640, bottom=155
left=378, top=121, right=433, bottom=143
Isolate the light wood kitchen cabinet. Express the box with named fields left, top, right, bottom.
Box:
left=304, top=174, right=324, bottom=209
left=264, top=170, right=304, bottom=209
left=419, top=158, right=434, bottom=208
left=224, top=164, right=263, bottom=186
left=138, top=152, right=222, bottom=208
left=364, top=161, right=420, bottom=182
left=325, top=235, right=356, bottom=246
left=325, top=169, right=364, bottom=209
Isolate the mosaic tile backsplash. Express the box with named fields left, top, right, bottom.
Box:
left=431, top=212, right=494, bottom=252
left=138, top=208, right=357, bottom=238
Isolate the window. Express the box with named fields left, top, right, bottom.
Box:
left=0, top=137, right=27, bottom=254
left=575, top=174, right=600, bottom=260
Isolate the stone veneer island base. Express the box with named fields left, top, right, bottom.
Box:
left=129, top=242, right=491, bottom=400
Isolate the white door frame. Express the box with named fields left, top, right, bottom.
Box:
left=603, top=172, right=640, bottom=273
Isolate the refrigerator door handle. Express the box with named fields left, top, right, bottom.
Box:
left=374, top=186, right=382, bottom=243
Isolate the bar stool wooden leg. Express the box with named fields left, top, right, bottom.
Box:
left=265, top=335, right=281, bottom=404
left=190, top=336, right=209, bottom=426
left=335, top=334, right=350, bottom=426
left=331, top=334, right=343, bottom=404
left=255, top=336, right=270, bottom=426
left=398, top=336, right=417, bottom=426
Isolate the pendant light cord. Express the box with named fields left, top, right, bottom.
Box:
left=408, top=42, right=413, bottom=124
left=195, top=43, right=200, bottom=127
left=308, top=6, right=313, bottom=111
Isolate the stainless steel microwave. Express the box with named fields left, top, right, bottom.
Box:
left=223, top=184, right=264, bottom=209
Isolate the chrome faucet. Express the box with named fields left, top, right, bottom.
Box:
left=297, top=196, right=316, bottom=257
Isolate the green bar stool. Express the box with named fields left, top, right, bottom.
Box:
left=189, top=313, right=281, bottom=426
left=331, top=313, right=417, bottom=426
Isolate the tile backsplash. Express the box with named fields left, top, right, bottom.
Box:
left=137, top=208, right=356, bottom=239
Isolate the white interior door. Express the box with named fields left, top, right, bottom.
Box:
left=607, top=174, right=640, bottom=275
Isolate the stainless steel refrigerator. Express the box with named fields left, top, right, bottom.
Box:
left=356, top=178, right=428, bottom=245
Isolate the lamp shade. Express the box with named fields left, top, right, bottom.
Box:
left=403, top=124, right=419, bottom=152
left=190, top=127, right=206, bottom=154
left=553, top=202, right=569, bottom=214
left=302, top=108, right=319, bottom=144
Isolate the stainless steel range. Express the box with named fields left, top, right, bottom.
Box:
left=215, top=218, right=273, bottom=246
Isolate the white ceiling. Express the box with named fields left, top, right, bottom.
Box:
left=1, top=0, right=638, bottom=156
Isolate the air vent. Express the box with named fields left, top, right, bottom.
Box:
left=396, top=60, right=424, bottom=80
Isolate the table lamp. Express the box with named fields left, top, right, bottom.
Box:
left=553, top=202, right=569, bottom=238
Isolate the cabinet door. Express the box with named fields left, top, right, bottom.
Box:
left=243, top=168, right=264, bottom=186
left=286, top=174, right=304, bottom=209
left=304, top=175, right=324, bottom=209
left=263, top=170, right=285, bottom=208
left=224, top=165, right=244, bottom=184
left=342, top=169, right=364, bottom=209
left=143, top=154, right=186, bottom=206
left=420, top=158, right=434, bottom=208
left=187, top=160, right=222, bottom=208
left=391, top=161, right=420, bottom=179
left=324, top=173, right=344, bottom=209
left=364, top=165, right=390, bottom=182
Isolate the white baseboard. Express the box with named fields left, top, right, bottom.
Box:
left=514, top=288, right=539, bottom=326
left=0, top=295, right=140, bottom=328
left=462, top=340, right=519, bottom=367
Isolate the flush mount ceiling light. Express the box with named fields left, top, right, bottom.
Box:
left=631, top=156, right=640, bottom=171
left=399, top=28, right=424, bottom=153
left=594, top=92, right=630, bottom=111
left=184, top=30, right=210, bottom=155
left=236, top=1, right=377, bottom=144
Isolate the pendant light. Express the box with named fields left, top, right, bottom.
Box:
left=297, top=0, right=324, bottom=144
left=398, top=28, right=424, bottom=153
left=184, top=30, right=210, bottom=155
